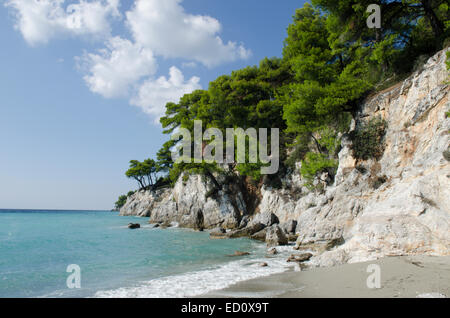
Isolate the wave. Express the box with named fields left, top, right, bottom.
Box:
left=94, top=249, right=296, bottom=298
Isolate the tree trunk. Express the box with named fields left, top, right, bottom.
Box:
left=135, top=178, right=145, bottom=190
left=310, top=134, right=324, bottom=154
left=420, top=0, right=444, bottom=38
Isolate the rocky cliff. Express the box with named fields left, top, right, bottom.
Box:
left=120, top=174, right=246, bottom=229
left=120, top=49, right=449, bottom=266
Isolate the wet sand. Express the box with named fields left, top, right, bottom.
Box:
left=202, top=255, right=449, bottom=298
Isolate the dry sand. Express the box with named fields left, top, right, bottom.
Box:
left=202, top=255, right=450, bottom=298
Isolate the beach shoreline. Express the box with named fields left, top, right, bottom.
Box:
left=200, top=255, right=450, bottom=298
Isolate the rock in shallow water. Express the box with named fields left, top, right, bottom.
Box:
left=228, top=251, right=251, bottom=257
left=251, top=228, right=267, bottom=242
left=287, top=253, right=313, bottom=263
left=265, top=225, right=288, bottom=247
left=267, top=247, right=278, bottom=255
left=209, top=227, right=227, bottom=239
left=127, top=223, right=140, bottom=229
left=227, top=223, right=265, bottom=238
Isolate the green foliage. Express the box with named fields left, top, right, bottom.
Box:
left=316, top=127, right=340, bottom=156
left=300, top=152, right=337, bottom=188
left=350, top=117, right=387, bottom=160
left=156, top=140, right=175, bottom=173
left=122, top=1, right=446, bottom=199
left=446, top=51, right=450, bottom=70
left=284, top=134, right=310, bottom=169
left=115, top=195, right=127, bottom=210
left=282, top=4, right=372, bottom=137
left=312, top=0, right=449, bottom=76
left=125, top=158, right=158, bottom=190
left=159, top=55, right=291, bottom=184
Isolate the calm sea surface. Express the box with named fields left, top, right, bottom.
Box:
left=0, top=210, right=289, bottom=297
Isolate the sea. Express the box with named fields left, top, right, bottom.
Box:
left=0, top=209, right=291, bottom=298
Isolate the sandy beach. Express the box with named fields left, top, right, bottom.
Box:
left=202, top=255, right=450, bottom=298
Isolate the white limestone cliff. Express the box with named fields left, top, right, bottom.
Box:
left=120, top=48, right=449, bottom=266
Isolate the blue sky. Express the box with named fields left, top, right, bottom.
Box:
left=0, top=0, right=306, bottom=210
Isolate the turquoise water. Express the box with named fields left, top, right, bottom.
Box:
left=0, top=210, right=274, bottom=298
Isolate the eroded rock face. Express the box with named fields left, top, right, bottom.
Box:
left=120, top=174, right=245, bottom=230
left=119, top=190, right=166, bottom=217
left=119, top=49, right=449, bottom=267
left=261, top=48, right=450, bottom=266
left=172, top=175, right=244, bottom=229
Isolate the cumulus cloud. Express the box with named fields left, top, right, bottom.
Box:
left=5, top=0, right=120, bottom=45
left=126, top=0, right=251, bottom=67
left=5, top=0, right=252, bottom=123
left=80, top=36, right=157, bottom=98
left=131, top=66, right=201, bottom=119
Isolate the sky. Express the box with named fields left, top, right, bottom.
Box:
left=0, top=0, right=306, bottom=210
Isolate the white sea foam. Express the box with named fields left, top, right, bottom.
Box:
left=94, top=251, right=294, bottom=298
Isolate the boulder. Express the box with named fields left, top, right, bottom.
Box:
left=160, top=222, right=172, bottom=229
left=251, top=228, right=267, bottom=241
left=250, top=211, right=279, bottom=227
left=227, top=223, right=265, bottom=238
left=259, top=262, right=268, bottom=267
left=287, top=253, right=313, bottom=263
left=265, top=225, right=288, bottom=246
left=267, top=248, right=278, bottom=255
left=281, top=220, right=297, bottom=235
left=127, top=223, right=140, bottom=229
left=210, top=227, right=226, bottom=235
left=228, top=251, right=250, bottom=257
left=209, top=227, right=227, bottom=239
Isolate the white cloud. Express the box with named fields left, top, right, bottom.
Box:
left=5, top=0, right=252, bottom=123
left=131, top=66, right=201, bottom=119
left=181, top=61, right=197, bottom=69
left=5, top=0, right=120, bottom=45
left=80, top=36, right=157, bottom=98
left=126, top=0, right=251, bottom=67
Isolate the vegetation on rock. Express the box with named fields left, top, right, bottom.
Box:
left=350, top=117, right=388, bottom=160
left=119, top=1, right=449, bottom=204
